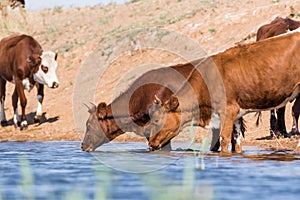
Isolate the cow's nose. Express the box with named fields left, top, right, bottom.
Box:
left=51, top=82, right=59, bottom=88
left=81, top=143, right=88, bottom=151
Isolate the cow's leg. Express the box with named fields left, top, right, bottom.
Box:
left=0, top=78, right=7, bottom=126
left=220, top=106, right=239, bottom=154
left=34, top=83, right=44, bottom=123
left=210, top=128, right=220, bottom=151
left=15, top=80, right=27, bottom=130
left=270, top=109, right=277, bottom=137
left=231, top=118, right=244, bottom=153
left=12, top=87, right=19, bottom=128
left=291, top=97, right=300, bottom=135
left=276, top=107, right=287, bottom=137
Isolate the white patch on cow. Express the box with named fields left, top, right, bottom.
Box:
left=21, top=120, right=27, bottom=127
left=205, top=113, right=220, bottom=129
left=11, top=76, right=15, bottom=84
left=34, top=51, right=60, bottom=88
left=219, top=136, right=222, bottom=143
left=0, top=96, right=6, bottom=122
left=233, top=120, right=243, bottom=147
left=22, top=78, right=32, bottom=92
left=295, top=27, right=300, bottom=33
left=36, top=95, right=43, bottom=117
left=13, top=108, right=19, bottom=125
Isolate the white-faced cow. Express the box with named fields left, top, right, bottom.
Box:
left=256, top=17, right=300, bottom=138
left=147, top=28, right=300, bottom=153
left=0, top=34, right=59, bottom=130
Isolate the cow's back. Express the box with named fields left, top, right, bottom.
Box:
left=0, top=34, right=42, bottom=81
left=109, top=61, right=197, bottom=123
left=214, top=31, right=300, bottom=110
left=256, top=17, right=288, bottom=41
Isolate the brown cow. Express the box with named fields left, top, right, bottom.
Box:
left=0, top=34, right=59, bottom=130
left=256, top=17, right=300, bottom=138
left=81, top=59, right=245, bottom=152
left=147, top=28, right=300, bottom=153
left=81, top=64, right=194, bottom=152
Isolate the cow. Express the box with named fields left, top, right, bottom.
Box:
left=0, top=0, right=26, bottom=21
left=146, top=28, right=300, bottom=153
left=81, top=59, right=245, bottom=152
left=81, top=64, right=197, bottom=152
left=256, top=17, right=300, bottom=138
left=0, top=34, right=59, bottom=130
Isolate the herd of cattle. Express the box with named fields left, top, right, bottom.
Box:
left=81, top=16, right=300, bottom=153
left=1, top=12, right=300, bottom=154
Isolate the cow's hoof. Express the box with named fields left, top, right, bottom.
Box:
left=34, top=115, right=41, bottom=123
left=20, top=121, right=28, bottom=130
left=290, top=128, right=299, bottom=136
left=1, top=120, right=8, bottom=127
left=14, top=121, right=20, bottom=128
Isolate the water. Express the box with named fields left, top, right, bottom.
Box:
left=0, top=141, right=300, bottom=200
left=26, top=0, right=131, bottom=10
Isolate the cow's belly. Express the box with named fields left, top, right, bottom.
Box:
left=236, top=85, right=300, bottom=118
left=0, top=70, right=13, bottom=82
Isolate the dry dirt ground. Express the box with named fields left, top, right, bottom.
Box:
left=1, top=0, right=300, bottom=152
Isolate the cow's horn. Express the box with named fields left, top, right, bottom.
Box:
left=154, top=95, right=162, bottom=105
left=89, top=101, right=96, bottom=107
left=83, top=102, right=95, bottom=113
left=83, top=102, right=91, bottom=110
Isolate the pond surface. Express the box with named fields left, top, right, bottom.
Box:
left=0, top=141, right=300, bottom=200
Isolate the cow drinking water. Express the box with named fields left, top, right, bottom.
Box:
left=147, top=28, right=300, bottom=153
left=81, top=60, right=245, bottom=152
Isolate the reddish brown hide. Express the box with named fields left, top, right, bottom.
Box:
left=0, top=34, right=42, bottom=130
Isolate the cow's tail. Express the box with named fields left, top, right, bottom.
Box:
left=255, top=111, right=262, bottom=127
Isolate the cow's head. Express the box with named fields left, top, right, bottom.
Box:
left=147, top=95, right=181, bottom=150
left=33, top=51, right=59, bottom=88
left=81, top=102, right=125, bottom=152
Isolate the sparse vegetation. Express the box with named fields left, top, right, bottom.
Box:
left=208, top=28, right=216, bottom=33
left=53, top=6, right=63, bottom=14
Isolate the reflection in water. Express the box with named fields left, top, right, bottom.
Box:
left=243, top=151, right=300, bottom=162
left=0, top=142, right=300, bottom=200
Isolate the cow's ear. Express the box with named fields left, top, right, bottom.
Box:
left=27, top=55, right=42, bottom=72
left=97, top=102, right=107, bottom=119
left=27, top=55, right=41, bottom=65
left=166, top=95, right=179, bottom=112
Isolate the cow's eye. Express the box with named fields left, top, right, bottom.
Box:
left=41, top=65, right=48, bottom=73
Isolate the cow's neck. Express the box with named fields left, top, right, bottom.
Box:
left=104, top=104, right=144, bottom=135
left=171, top=57, right=225, bottom=130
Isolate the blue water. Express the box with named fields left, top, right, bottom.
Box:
left=0, top=141, right=300, bottom=200
left=26, top=0, right=131, bottom=10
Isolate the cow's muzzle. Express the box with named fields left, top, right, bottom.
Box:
left=51, top=82, right=59, bottom=88
left=81, top=143, right=95, bottom=152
